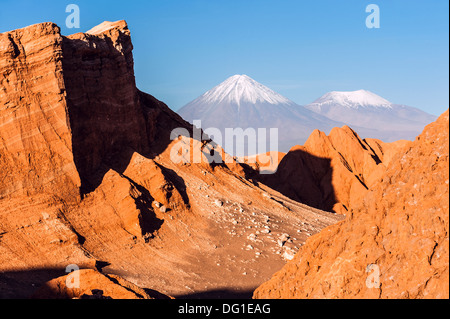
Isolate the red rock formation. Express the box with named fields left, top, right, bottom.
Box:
left=0, top=21, right=199, bottom=298
left=0, top=21, right=343, bottom=299
left=253, top=110, right=449, bottom=299
left=0, top=21, right=190, bottom=199
left=0, top=23, right=80, bottom=200
left=260, top=125, right=410, bottom=213
left=32, top=269, right=170, bottom=299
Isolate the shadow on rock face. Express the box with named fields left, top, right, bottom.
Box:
left=256, top=149, right=337, bottom=213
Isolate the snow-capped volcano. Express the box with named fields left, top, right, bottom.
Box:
left=310, top=90, right=392, bottom=109
left=178, top=76, right=437, bottom=155
left=305, top=90, right=437, bottom=142
left=199, top=74, right=293, bottom=106
left=178, top=75, right=342, bottom=155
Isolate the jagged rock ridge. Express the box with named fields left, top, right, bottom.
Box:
left=253, top=110, right=449, bottom=299
left=258, top=125, right=411, bottom=214
left=0, top=21, right=342, bottom=299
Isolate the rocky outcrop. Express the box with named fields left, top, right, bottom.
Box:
left=32, top=269, right=170, bottom=299
left=0, top=23, right=80, bottom=200
left=253, top=110, right=449, bottom=299
left=259, top=125, right=410, bottom=213
left=62, top=21, right=149, bottom=195
left=0, top=21, right=343, bottom=299
left=0, top=21, right=189, bottom=199
left=0, top=20, right=195, bottom=297
left=0, top=20, right=190, bottom=234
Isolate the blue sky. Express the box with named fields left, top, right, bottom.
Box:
left=0, top=0, right=448, bottom=115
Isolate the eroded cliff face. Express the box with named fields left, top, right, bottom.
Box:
left=0, top=21, right=191, bottom=298
left=0, top=21, right=189, bottom=199
left=253, top=110, right=449, bottom=299
left=0, top=21, right=343, bottom=299
left=62, top=21, right=148, bottom=195
left=0, top=22, right=80, bottom=200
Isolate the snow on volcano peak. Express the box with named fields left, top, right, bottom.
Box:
left=178, top=75, right=437, bottom=153
left=311, top=90, right=393, bottom=109
left=199, top=74, right=294, bottom=106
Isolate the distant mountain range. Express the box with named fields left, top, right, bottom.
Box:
left=178, top=75, right=437, bottom=154
left=305, top=90, right=437, bottom=142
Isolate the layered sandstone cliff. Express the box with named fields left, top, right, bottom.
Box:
left=253, top=110, right=449, bottom=299
left=0, top=21, right=343, bottom=298
left=0, top=20, right=191, bottom=298
left=0, top=23, right=79, bottom=200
